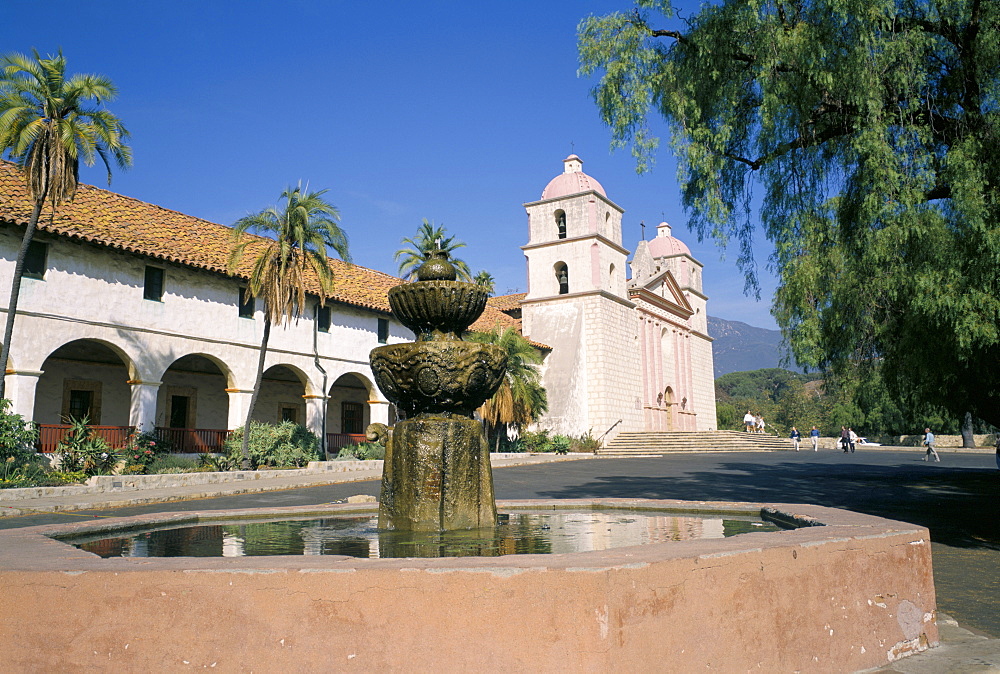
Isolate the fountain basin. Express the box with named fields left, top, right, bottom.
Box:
left=0, top=498, right=938, bottom=672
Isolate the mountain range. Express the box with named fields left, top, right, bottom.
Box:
left=708, top=316, right=789, bottom=377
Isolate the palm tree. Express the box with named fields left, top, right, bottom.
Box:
left=394, top=219, right=471, bottom=281
left=468, top=326, right=548, bottom=451
left=0, top=50, right=131, bottom=400
left=228, top=184, right=350, bottom=469
left=473, top=270, right=495, bottom=295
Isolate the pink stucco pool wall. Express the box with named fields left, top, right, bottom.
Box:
left=0, top=499, right=937, bottom=672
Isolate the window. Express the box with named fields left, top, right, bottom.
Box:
left=23, top=241, right=48, bottom=278
left=342, top=401, right=364, bottom=434
left=279, top=405, right=299, bottom=424
left=555, top=210, right=567, bottom=239
left=144, top=266, right=164, bottom=301
left=68, top=389, right=94, bottom=420
left=238, top=287, right=254, bottom=318
left=317, top=305, right=331, bottom=332
left=377, top=318, right=389, bottom=344
left=61, top=380, right=102, bottom=424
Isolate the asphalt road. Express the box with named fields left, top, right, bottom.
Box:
left=3, top=450, right=997, bottom=637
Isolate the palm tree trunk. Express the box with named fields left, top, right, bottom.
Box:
left=0, top=199, right=44, bottom=402
left=241, top=314, right=271, bottom=469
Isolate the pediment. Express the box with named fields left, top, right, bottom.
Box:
left=629, top=269, right=693, bottom=317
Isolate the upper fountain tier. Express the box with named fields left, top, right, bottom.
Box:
left=388, top=251, right=489, bottom=341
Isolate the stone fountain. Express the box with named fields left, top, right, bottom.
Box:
left=368, top=249, right=505, bottom=532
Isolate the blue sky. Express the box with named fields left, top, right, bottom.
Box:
left=7, top=0, right=779, bottom=328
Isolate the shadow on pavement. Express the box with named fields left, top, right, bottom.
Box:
left=534, top=461, right=999, bottom=550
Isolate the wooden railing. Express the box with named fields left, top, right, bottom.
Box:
left=154, top=428, right=231, bottom=454
left=36, top=424, right=135, bottom=454
left=326, top=432, right=367, bottom=452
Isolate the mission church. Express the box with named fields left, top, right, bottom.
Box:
left=0, top=154, right=714, bottom=450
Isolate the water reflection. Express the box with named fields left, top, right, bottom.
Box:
left=65, top=510, right=782, bottom=560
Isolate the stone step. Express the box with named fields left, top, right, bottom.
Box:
left=599, top=431, right=794, bottom=455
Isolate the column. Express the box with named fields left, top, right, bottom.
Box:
left=128, top=380, right=161, bottom=433
left=4, top=369, right=43, bottom=420
left=226, top=389, right=254, bottom=430
left=368, top=399, right=390, bottom=426
left=303, top=394, right=327, bottom=439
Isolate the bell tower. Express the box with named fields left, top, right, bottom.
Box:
left=520, top=156, right=643, bottom=440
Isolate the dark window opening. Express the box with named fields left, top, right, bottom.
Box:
left=68, top=389, right=94, bottom=421
left=377, top=318, right=389, bottom=344
left=24, top=241, right=48, bottom=278
left=317, top=305, right=331, bottom=332
left=342, top=401, right=364, bottom=434
left=280, top=405, right=299, bottom=424
left=238, top=287, right=254, bottom=318
left=556, top=211, right=567, bottom=239
left=144, top=266, right=164, bottom=301
left=169, top=395, right=190, bottom=428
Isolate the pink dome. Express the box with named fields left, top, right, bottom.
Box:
left=647, top=222, right=691, bottom=257
left=540, top=155, right=607, bottom=200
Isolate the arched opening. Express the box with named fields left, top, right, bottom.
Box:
left=554, top=262, right=569, bottom=295
left=33, top=339, right=135, bottom=452
left=157, top=354, right=232, bottom=452
left=609, top=263, right=615, bottom=289
left=326, top=372, right=373, bottom=453
left=254, top=364, right=307, bottom=425
left=555, top=210, right=567, bottom=239
left=664, top=386, right=675, bottom=431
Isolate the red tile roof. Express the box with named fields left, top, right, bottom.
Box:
left=0, top=160, right=519, bottom=333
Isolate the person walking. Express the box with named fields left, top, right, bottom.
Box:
left=790, top=427, right=801, bottom=451
left=922, top=428, right=940, bottom=462
left=848, top=428, right=858, bottom=453
left=840, top=426, right=850, bottom=453
left=810, top=426, right=820, bottom=451
left=756, top=415, right=765, bottom=434
left=744, top=411, right=755, bottom=433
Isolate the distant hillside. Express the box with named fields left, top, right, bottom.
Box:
left=708, top=316, right=788, bottom=377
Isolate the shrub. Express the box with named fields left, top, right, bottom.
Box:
left=56, top=417, right=120, bottom=476
left=224, top=421, right=321, bottom=469
left=147, top=455, right=200, bottom=474
left=0, top=398, right=39, bottom=463
left=121, top=431, right=169, bottom=474
left=336, top=442, right=385, bottom=461
left=570, top=430, right=601, bottom=454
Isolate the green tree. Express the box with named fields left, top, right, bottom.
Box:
left=473, top=270, right=495, bottom=294
left=468, top=326, right=548, bottom=451
left=228, top=184, right=350, bottom=469
left=0, top=50, right=131, bottom=400
left=579, top=1, right=1000, bottom=427
left=394, top=219, right=471, bottom=281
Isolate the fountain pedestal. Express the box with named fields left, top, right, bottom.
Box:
left=378, top=417, right=495, bottom=531
left=370, top=250, right=505, bottom=532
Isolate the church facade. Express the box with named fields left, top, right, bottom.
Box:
left=507, top=156, right=717, bottom=441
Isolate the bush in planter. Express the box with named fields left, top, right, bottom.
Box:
left=0, top=398, right=39, bottom=463
left=121, top=430, right=169, bottom=474
left=336, top=442, right=385, bottom=461
left=570, top=430, right=601, bottom=454
left=224, top=421, right=321, bottom=469
left=56, top=417, right=121, bottom=476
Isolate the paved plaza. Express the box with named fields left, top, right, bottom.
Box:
left=2, top=449, right=997, bottom=670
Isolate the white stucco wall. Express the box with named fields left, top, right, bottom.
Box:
left=1, top=227, right=401, bottom=436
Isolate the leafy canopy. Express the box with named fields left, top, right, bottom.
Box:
left=468, top=326, right=548, bottom=434
left=228, top=183, right=351, bottom=325
left=580, top=0, right=1000, bottom=426
left=0, top=48, right=131, bottom=206
left=394, top=219, right=472, bottom=281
